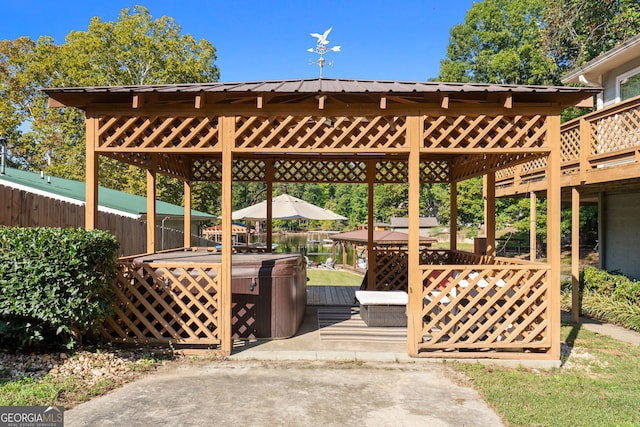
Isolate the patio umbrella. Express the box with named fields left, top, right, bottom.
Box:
left=232, top=193, right=347, bottom=221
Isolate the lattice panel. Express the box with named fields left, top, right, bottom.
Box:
left=495, top=166, right=515, bottom=180
left=420, top=161, right=450, bottom=184
left=560, top=123, right=580, bottom=163
left=275, top=160, right=367, bottom=183
left=97, top=115, right=220, bottom=151
left=591, top=105, right=640, bottom=155
left=234, top=159, right=266, bottom=182
left=423, top=114, right=547, bottom=149
left=103, top=262, right=222, bottom=346
left=420, top=249, right=453, bottom=265
left=104, top=152, right=154, bottom=169
left=234, top=115, right=408, bottom=151
left=417, top=265, right=550, bottom=353
left=371, top=249, right=409, bottom=291
left=377, top=160, right=408, bottom=183
left=521, top=156, right=547, bottom=174
left=452, top=152, right=544, bottom=181
left=192, top=159, right=222, bottom=181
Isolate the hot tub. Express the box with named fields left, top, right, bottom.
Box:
left=133, top=251, right=306, bottom=339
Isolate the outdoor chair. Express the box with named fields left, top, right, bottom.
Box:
left=320, top=257, right=335, bottom=269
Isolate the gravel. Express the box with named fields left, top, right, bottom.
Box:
left=0, top=347, right=177, bottom=386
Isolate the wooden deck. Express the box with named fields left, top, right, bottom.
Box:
left=306, top=286, right=357, bottom=306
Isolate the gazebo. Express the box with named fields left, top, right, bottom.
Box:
left=44, top=78, right=599, bottom=359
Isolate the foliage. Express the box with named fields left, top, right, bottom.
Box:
left=561, top=267, right=640, bottom=331
left=543, top=0, right=640, bottom=71
left=0, top=6, right=219, bottom=210
left=0, top=227, right=119, bottom=349
left=439, top=0, right=558, bottom=85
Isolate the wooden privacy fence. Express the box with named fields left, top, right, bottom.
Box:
left=0, top=184, right=209, bottom=255
left=102, top=259, right=223, bottom=347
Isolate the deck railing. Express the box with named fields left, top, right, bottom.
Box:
left=496, top=94, right=640, bottom=194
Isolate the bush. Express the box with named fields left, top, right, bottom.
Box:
left=565, top=267, right=640, bottom=332
left=0, top=227, right=119, bottom=349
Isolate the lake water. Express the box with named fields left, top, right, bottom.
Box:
left=255, top=232, right=357, bottom=265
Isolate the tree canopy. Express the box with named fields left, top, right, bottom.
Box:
left=438, top=0, right=558, bottom=85
left=0, top=6, right=220, bottom=211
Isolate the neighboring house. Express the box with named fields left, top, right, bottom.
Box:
left=562, top=34, right=640, bottom=109
left=0, top=166, right=214, bottom=254
left=390, top=216, right=439, bottom=236
left=202, top=222, right=252, bottom=245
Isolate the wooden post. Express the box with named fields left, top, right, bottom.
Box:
left=484, top=172, right=496, bottom=256
left=579, top=118, right=590, bottom=184
left=530, top=192, right=537, bottom=261
left=85, top=113, right=98, bottom=230
left=450, top=174, right=458, bottom=251
left=146, top=168, right=156, bottom=254
left=571, top=187, right=580, bottom=323
left=547, top=113, right=562, bottom=359
left=367, top=159, right=376, bottom=291
left=407, top=115, right=421, bottom=356
left=220, top=115, right=235, bottom=355
left=184, top=180, right=192, bottom=248
left=266, top=160, right=274, bottom=252
left=598, top=192, right=605, bottom=270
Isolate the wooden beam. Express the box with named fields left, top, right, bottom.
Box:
left=571, top=187, right=580, bottom=323
left=132, top=94, right=144, bottom=109
left=220, top=115, right=234, bottom=356
left=146, top=168, right=156, bottom=254
left=195, top=93, right=207, bottom=109
left=502, top=93, right=513, bottom=109
left=407, top=114, right=422, bottom=357
left=450, top=172, right=457, bottom=251
left=257, top=96, right=264, bottom=109
left=440, top=94, right=449, bottom=109
left=266, top=160, right=274, bottom=252
left=367, top=159, right=376, bottom=291
left=530, top=191, right=537, bottom=261
left=380, top=96, right=387, bottom=109
left=184, top=180, right=192, bottom=248
left=546, top=113, right=562, bottom=360
left=48, top=98, right=66, bottom=108
left=484, top=172, right=496, bottom=256
left=318, top=95, right=326, bottom=110
left=85, top=113, right=98, bottom=230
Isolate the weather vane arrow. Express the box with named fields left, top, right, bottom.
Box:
left=308, top=27, right=341, bottom=78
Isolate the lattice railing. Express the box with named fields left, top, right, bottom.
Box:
left=415, top=262, right=551, bottom=355
left=496, top=95, right=640, bottom=191
left=103, top=262, right=223, bottom=346
left=97, top=115, right=220, bottom=151
left=423, top=114, right=547, bottom=150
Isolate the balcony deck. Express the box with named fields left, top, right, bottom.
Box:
left=496, top=95, right=640, bottom=199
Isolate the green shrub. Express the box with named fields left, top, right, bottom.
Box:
left=0, top=227, right=119, bottom=349
left=567, top=267, right=640, bottom=332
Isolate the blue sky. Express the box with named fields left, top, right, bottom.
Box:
left=0, top=0, right=475, bottom=82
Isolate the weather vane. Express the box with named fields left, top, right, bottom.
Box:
left=308, top=27, right=341, bottom=78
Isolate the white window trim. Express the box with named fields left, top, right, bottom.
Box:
left=615, top=65, right=640, bottom=103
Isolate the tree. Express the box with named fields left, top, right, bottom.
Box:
left=0, top=6, right=220, bottom=211
left=439, top=0, right=558, bottom=85
left=543, top=0, right=640, bottom=72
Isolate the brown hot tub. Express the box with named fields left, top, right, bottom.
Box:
left=133, top=251, right=306, bottom=339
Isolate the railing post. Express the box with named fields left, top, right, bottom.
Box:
left=579, top=118, right=591, bottom=184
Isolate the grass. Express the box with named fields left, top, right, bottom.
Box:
left=450, top=323, right=640, bottom=427
left=306, top=268, right=363, bottom=286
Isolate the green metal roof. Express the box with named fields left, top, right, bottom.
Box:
left=0, top=167, right=215, bottom=221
